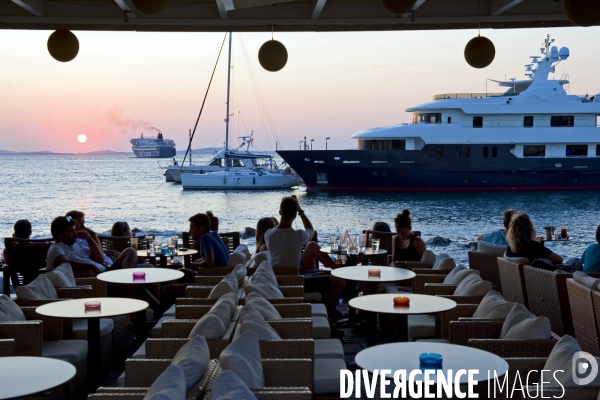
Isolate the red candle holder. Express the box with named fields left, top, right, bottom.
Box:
left=394, top=296, right=410, bottom=306
left=85, top=301, right=101, bottom=311
left=368, top=269, right=381, bottom=277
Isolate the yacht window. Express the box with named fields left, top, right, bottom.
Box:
left=437, top=147, right=443, bottom=158
left=597, top=145, right=600, bottom=156
left=492, top=146, right=498, bottom=157
left=455, top=147, right=461, bottom=158
left=524, top=145, right=546, bottom=157
left=524, top=116, right=534, bottom=127
left=465, top=146, right=470, bottom=158
left=473, top=116, right=483, bottom=128
left=483, top=147, right=489, bottom=158
left=391, top=140, right=406, bottom=150
left=209, top=158, right=221, bottom=166
left=566, top=145, right=588, bottom=157
left=447, top=116, right=451, bottom=124
left=551, top=116, right=574, bottom=127
left=413, top=113, right=442, bottom=124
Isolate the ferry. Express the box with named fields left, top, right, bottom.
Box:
left=278, top=36, right=600, bottom=191
left=131, top=132, right=176, bottom=158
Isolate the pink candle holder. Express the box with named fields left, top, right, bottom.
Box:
left=368, top=269, right=381, bottom=277
left=85, top=301, right=101, bottom=311
left=133, top=271, right=146, bottom=279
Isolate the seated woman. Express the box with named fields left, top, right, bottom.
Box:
left=505, top=212, right=563, bottom=269
left=111, top=221, right=132, bottom=237
left=255, top=217, right=276, bottom=253
left=581, top=225, right=600, bottom=273
left=390, top=209, right=426, bottom=264
left=371, top=221, right=391, bottom=233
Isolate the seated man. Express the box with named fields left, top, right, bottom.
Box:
left=264, top=196, right=345, bottom=319
left=66, top=210, right=119, bottom=264
left=477, top=209, right=516, bottom=246
left=189, top=213, right=229, bottom=268
left=46, top=216, right=137, bottom=274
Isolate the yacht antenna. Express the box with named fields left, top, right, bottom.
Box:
left=224, top=32, right=233, bottom=170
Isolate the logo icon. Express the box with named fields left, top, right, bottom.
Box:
left=572, top=351, right=598, bottom=385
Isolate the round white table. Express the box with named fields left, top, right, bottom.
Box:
left=36, top=297, right=148, bottom=390
left=0, top=356, right=76, bottom=399
left=332, top=266, right=415, bottom=284
left=349, top=293, right=457, bottom=346
left=355, top=342, right=509, bottom=384
left=98, top=267, right=184, bottom=286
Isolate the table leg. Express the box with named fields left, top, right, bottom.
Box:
left=87, top=318, right=101, bottom=391
left=366, top=312, right=377, bottom=347
left=133, top=285, right=148, bottom=341
left=395, top=314, right=408, bottom=342
left=345, top=254, right=357, bottom=266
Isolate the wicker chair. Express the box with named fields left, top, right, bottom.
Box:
left=4, top=238, right=54, bottom=288
left=468, top=251, right=502, bottom=292
left=449, top=318, right=559, bottom=357
left=566, top=278, right=600, bottom=356
left=497, top=257, right=529, bottom=308
left=522, top=266, right=585, bottom=336
left=0, top=305, right=88, bottom=400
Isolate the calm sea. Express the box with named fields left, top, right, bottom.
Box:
left=2, top=153, right=599, bottom=265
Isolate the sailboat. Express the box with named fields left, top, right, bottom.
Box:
left=174, top=33, right=298, bottom=190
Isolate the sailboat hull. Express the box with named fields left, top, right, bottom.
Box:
left=181, top=171, right=298, bottom=190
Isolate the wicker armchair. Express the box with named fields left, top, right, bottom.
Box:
left=449, top=318, right=559, bottom=357
left=522, top=266, right=595, bottom=336
left=4, top=238, right=54, bottom=288
left=0, top=305, right=88, bottom=400
left=566, top=278, right=600, bottom=356
left=497, top=257, right=529, bottom=308
left=468, top=251, right=502, bottom=291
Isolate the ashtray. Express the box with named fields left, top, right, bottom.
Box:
left=133, top=271, right=146, bottom=279
left=394, top=296, right=410, bottom=306
left=419, top=353, right=443, bottom=368
left=368, top=269, right=381, bottom=277
left=84, top=301, right=101, bottom=311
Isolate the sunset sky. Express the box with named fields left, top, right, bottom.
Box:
left=1, top=26, right=599, bottom=154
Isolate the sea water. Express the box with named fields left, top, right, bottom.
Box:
left=1, top=153, right=600, bottom=265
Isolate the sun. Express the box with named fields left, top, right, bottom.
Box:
left=77, top=134, right=88, bottom=143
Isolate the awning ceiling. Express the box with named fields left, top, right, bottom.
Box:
left=0, top=0, right=583, bottom=33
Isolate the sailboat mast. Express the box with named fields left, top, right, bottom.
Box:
left=225, top=32, right=232, bottom=154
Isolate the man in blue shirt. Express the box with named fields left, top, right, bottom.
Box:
left=189, top=213, right=229, bottom=268
left=582, top=225, right=600, bottom=273
left=477, top=209, right=516, bottom=246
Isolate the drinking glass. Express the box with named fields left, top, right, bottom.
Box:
left=372, top=238, right=381, bottom=252
left=168, top=239, right=176, bottom=256
left=146, top=238, right=154, bottom=255
left=561, top=226, right=568, bottom=239
left=349, top=235, right=358, bottom=253
left=130, top=237, right=139, bottom=250
left=330, top=236, right=339, bottom=251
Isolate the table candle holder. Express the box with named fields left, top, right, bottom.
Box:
left=394, top=296, right=410, bottom=306
left=368, top=269, right=381, bottom=277
left=84, top=301, right=101, bottom=311
left=419, top=353, right=443, bottom=369
left=133, top=271, right=146, bottom=279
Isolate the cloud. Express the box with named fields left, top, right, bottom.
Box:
left=99, top=106, right=160, bottom=134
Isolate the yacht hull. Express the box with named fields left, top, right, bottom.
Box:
left=181, top=171, right=298, bottom=190
left=133, top=146, right=176, bottom=158
left=278, top=147, right=600, bottom=191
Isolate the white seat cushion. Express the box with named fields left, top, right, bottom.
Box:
left=314, top=358, right=347, bottom=394
left=421, top=250, right=436, bottom=262
left=477, top=240, right=506, bottom=256
left=573, top=271, right=600, bottom=290
left=432, top=254, right=456, bottom=271
left=472, top=290, right=515, bottom=319
left=219, top=331, right=264, bottom=389
left=500, top=303, right=552, bottom=340
left=232, top=263, right=247, bottom=285
left=453, top=274, right=492, bottom=296
left=239, top=309, right=281, bottom=341
left=72, top=318, right=114, bottom=339
left=443, top=265, right=480, bottom=285
left=244, top=281, right=284, bottom=299
left=310, top=304, right=328, bottom=318
left=312, top=316, right=331, bottom=339
left=314, top=339, right=344, bottom=359
left=42, top=340, right=88, bottom=365
left=542, top=335, right=600, bottom=388
left=163, top=304, right=176, bottom=318
left=0, top=294, right=26, bottom=321
left=208, top=274, right=238, bottom=299
left=116, top=371, right=126, bottom=387
left=227, top=250, right=247, bottom=268
left=15, top=274, right=58, bottom=300
left=188, top=312, right=226, bottom=340
left=408, top=315, right=435, bottom=339
left=144, top=364, right=186, bottom=400
left=244, top=298, right=281, bottom=320
left=171, top=335, right=210, bottom=388
left=46, top=262, right=77, bottom=288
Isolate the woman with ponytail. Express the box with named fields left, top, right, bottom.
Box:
left=391, top=209, right=426, bottom=264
